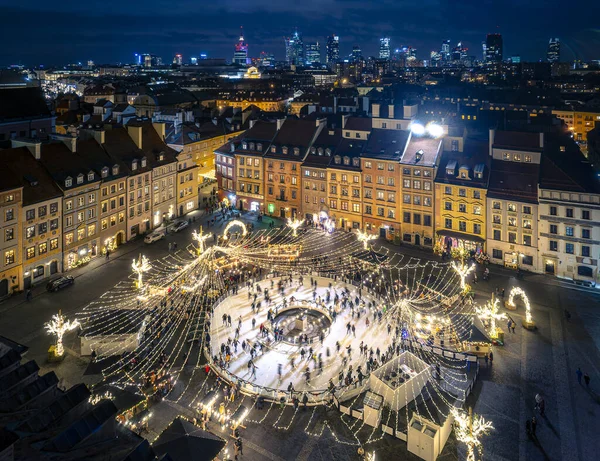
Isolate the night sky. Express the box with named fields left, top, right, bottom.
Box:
left=0, top=0, right=599, bottom=67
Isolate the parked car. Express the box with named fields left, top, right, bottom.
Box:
left=144, top=231, right=165, bottom=244
left=170, top=220, right=189, bottom=233
left=46, top=276, right=75, bottom=292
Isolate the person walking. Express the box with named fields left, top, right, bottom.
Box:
left=26, top=289, right=32, bottom=302
left=489, top=351, right=494, bottom=366
left=484, top=353, right=489, bottom=367
left=531, top=416, right=537, bottom=437
left=584, top=372, right=591, bottom=388
left=511, top=320, right=516, bottom=334
left=576, top=367, right=583, bottom=385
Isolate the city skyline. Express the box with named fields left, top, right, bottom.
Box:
left=1, top=1, right=599, bottom=66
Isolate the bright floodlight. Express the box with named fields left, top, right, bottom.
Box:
left=427, top=123, right=444, bottom=138
left=410, top=123, right=425, bottom=135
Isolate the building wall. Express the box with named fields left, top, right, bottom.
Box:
left=553, top=110, right=600, bottom=145
left=127, top=172, right=152, bottom=240
left=300, top=167, right=328, bottom=220
left=217, top=100, right=285, bottom=112
left=62, top=181, right=101, bottom=270
left=486, top=198, right=539, bottom=272
left=21, top=198, right=62, bottom=289
left=235, top=155, right=264, bottom=212
left=176, top=153, right=200, bottom=217
left=0, top=188, right=23, bottom=296
left=538, top=189, right=600, bottom=283
left=399, top=165, right=436, bottom=246
left=98, top=177, right=127, bottom=253
left=264, top=159, right=302, bottom=219
left=0, top=118, right=55, bottom=143
left=434, top=183, right=487, bottom=251
left=151, top=162, right=177, bottom=228
left=361, top=159, right=400, bottom=238
left=215, top=152, right=236, bottom=203
left=326, top=168, right=363, bottom=231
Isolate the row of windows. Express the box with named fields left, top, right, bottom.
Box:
left=444, top=186, right=482, bottom=199
left=65, top=209, right=96, bottom=227
left=492, top=216, right=531, bottom=227
left=24, top=203, right=60, bottom=221
left=64, top=224, right=96, bottom=246
left=501, top=152, right=533, bottom=163
left=445, top=219, right=482, bottom=234
left=548, top=241, right=592, bottom=257
left=24, top=219, right=60, bottom=239
left=330, top=201, right=363, bottom=213
left=129, top=202, right=151, bottom=218
left=129, top=174, right=151, bottom=188
left=445, top=202, right=483, bottom=215
left=331, top=173, right=360, bottom=183
left=267, top=161, right=298, bottom=171
left=491, top=249, right=534, bottom=266
left=403, top=195, right=432, bottom=207
left=363, top=161, right=397, bottom=171
left=101, top=213, right=125, bottom=230
left=239, top=157, right=261, bottom=167
left=491, top=229, right=532, bottom=246
left=101, top=182, right=126, bottom=197
left=548, top=225, right=591, bottom=239
left=101, top=196, right=126, bottom=213
left=492, top=203, right=533, bottom=214
left=65, top=194, right=97, bottom=212
left=403, top=179, right=432, bottom=190
left=548, top=206, right=591, bottom=220
left=404, top=213, right=433, bottom=227
left=239, top=184, right=260, bottom=194
left=25, top=239, right=60, bottom=259
left=238, top=169, right=260, bottom=179
left=303, top=170, right=327, bottom=179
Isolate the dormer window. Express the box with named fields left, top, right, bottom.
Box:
left=158, top=154, right=164, bottom=162
left=242, top=142, right=248, bottom=150
left=310, top=147, right=316, bottom=154
left=65, top=177, right=72, bottom=187
left=352, top=158, right=360, bottom=167
left=257, top=143, right=262, bottom=151
left=141, top=157, right=147, bottom=167
left=325, top=148, right=331, bottom=156
left=112, top=165, right=119, bottom=175
left=415, top=150, right=424, bottom=162
left=293, top=147, right=300, bottom=156
left=334, top=156, right=341, bottom=164
left=132, top=160, right=138, bottom=171
left=101, top=167, right=109, bottom=178
left=446, top=160, right=457, bottom=176
left=459, top=166, right=470, bottom=179
left=343, top=156, right=350, bottom=165
left=317, top=148, right=323, bottom=156
left=249, top=142, right=255, bottom=150
left=282, top=146, right=288, bottom=155
left=271, top=146, right=276, bottom=153
left=77, top=174, right=84, bottom=184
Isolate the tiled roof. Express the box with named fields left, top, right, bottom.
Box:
left=362, top=129, right=410, bottom=161
left=487, top=159, right=540, bottom=203
left=493, top=131, right=543, bottom=151
left=402, top=136, right=442, bottom=166
left=303, top=129, right=342, bottom=167
left=344, top=117, right=372, bottom=131
left=434, top=140, right=490, bottom=187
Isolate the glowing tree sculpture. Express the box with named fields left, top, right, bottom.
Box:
left=132, top=254, right=151, bottom=289
left=450, top=246, right=475, bottom=291
left=475, top=297, right=507, bottom=340
left=286, top=218, right=304, bottom=237
left=45, top=310, right=80, bottom=357
left=192, top=226, right=212, bottom=255
left=507, top=287, right=535, bottom=329
left=356, top=230, right=376, bottom=250
left=451, top=408, right=494, bottom=461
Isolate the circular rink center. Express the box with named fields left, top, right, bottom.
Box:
left=208, top=275, right=393, bottom=395
left=271, top=305, right=332, bottom=345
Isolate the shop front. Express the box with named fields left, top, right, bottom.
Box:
left=65, top=240, right=99, bottom=271
left=436, top=230, right=485, bottom=255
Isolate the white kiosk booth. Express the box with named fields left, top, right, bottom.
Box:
left=407, top=412, right=454, bottom=461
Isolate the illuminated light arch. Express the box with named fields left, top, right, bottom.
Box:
left=507, top=286, right=533, bottom=326
left=222, top=220, right=248, bottom=241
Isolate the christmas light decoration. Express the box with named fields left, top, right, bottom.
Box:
left=450, top=246, right=475, bottom=291
left=222, top=220, right=248, bottom=241
left=451, top=407, right=494, bottom=461
left=507, top=287, right=534, bottom=328
left=192, top=226, right=212, bottom=255
left=45, top=310, right=80, bottom=357
left=356, top=229, right=376, bottom=250
left=286, top=218, right=304, bottom=237
left=131, top=254, right=151, bottom=289
left=475, top=297, right=507, bottom=340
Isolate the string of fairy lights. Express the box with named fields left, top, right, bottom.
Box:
left=59, top=220, right=538, bottom=459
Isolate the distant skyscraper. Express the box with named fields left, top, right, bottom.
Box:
left=547, top=38, right=560, bottom=63
left=233, top=27, right=249, bottom=66
left=173, top=54, right=183, bottom=65
left=481, top=42, right=487, bottom=61
left=379, top=37, right=391, bottom=60
left=351, top=45, right=362, bottom=62
left=485, top=33, right=503, bottom=62
left=441, top=39, right=451, bottom=61
left=305, top=42, right=321, bottom=65
left=326, top=35, right=340, bottom=65
left=285, top=29, right=304, bottom=66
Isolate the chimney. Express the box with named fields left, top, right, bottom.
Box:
left=372, top=103, right=380, bottom=118
left=230, top=142, right=235, bottom=152
left=388, top=105, right=395, bottom=119
left=93, top=130, right=105, bottom=145
left=11, top=139, right=41, bottom=160
left=341, top=114, right=349, bottom=129
left=152, top=122, right=166, bottom=140
left=489, top=128, right=495, bottom=156
left=249, top=119, right=256, bottom=129
left=127, top=125, right=143, bottom=149
left=63, top=136, right=77, bottom=153
left=276, top=118, right=285, bottom=131
left=539, top=132, right=544, bottom=148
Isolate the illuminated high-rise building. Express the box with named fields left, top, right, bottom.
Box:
left=326, top=34, right=340, bottom=65
left=379, top=37, right=391, bottom=60
left=485, top=33, right=503, bottom=62
left=441, top=39, right=451, bottom=61
left=547, top=38, right=560, bottom=63
left=173, top=54, right=183, bottom=65
left=305, top=42, right=321, bottom=65
left=285, top=29, right=304, bottom=66
left=233, top=26, right=250, bottom=66
left=351, top=45, right=362, bottom=62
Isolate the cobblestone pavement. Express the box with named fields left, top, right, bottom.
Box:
left=2, top=200, right=599, bottom=461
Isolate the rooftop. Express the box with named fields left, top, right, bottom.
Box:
left=362, top=129, right=410, bottom=161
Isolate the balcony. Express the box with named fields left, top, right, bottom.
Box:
left=276, top=196, right=287, bottom=202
